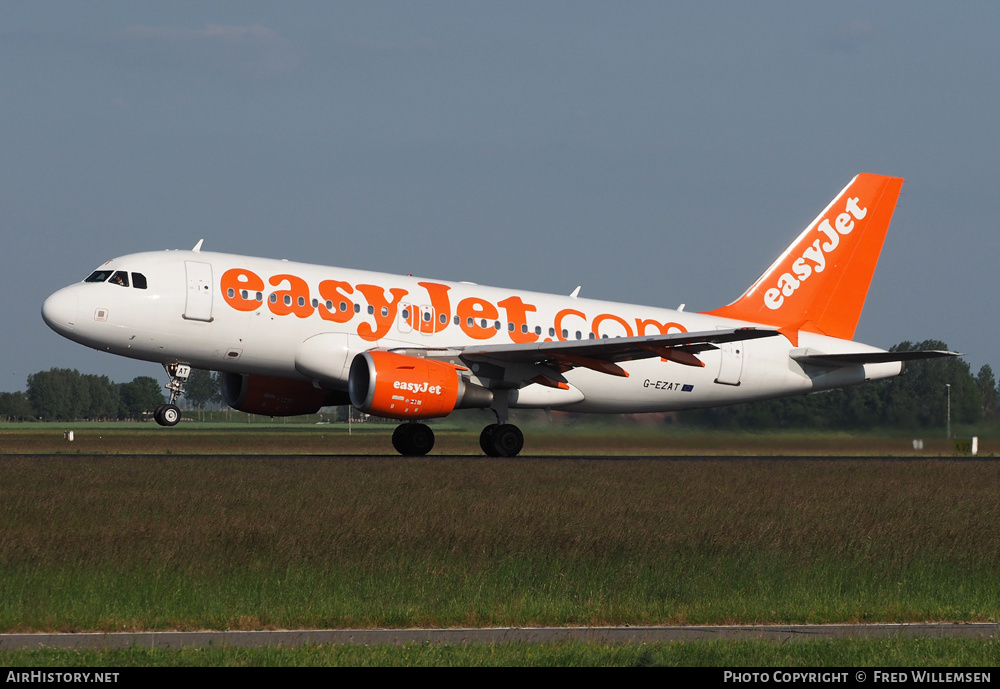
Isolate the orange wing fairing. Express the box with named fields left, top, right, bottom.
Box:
left=217, top=270, right=690, bottom=344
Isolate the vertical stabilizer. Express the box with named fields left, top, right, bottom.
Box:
left=703, top=173, right=903, bottom=341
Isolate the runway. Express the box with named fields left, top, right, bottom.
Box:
left=2, top=624, right=998, bottom=650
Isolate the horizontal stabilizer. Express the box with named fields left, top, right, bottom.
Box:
left=791, top=349, right=960, bottom=368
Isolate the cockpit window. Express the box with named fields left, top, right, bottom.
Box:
left=110, top=271, right=129, bottom=287
left=85, top=270, right=113, bottom=283
left=131, top=273, right=147, bottom=289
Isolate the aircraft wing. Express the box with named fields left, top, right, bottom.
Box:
left=791, top=349, right=960, bottom=368
left=458, top=327, right=779, bottom=378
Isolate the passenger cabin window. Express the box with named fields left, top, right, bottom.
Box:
left=85, top=270, right=113, bottom=283
left=131, top=273, right=147, bottom=289
left=110, top=271, right=129, bottom=287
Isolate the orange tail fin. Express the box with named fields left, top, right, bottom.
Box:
left=703, top=173, right=904, bottom=341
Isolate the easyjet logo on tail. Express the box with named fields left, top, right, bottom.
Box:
left=764, top=196, right=868, bottom=311
left=703, top=174, right=903, bottom=341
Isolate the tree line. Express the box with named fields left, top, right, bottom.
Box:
left=678, top=341, right=995, bottom=430
left=1, top=341, right=995, bottom=428
left=0, top=368, right=224, bottom=422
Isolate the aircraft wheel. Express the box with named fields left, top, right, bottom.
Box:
left=479, top=424, right=499, bottom=456
left=158, top=404, right=181, bottom=427
left=392, top=423, right=434, bottom=456
left=490, top=424, right=524, bottom=458
left=392, top=424, right=413, bottom=454
left=152, top=404, right=166, bottom=424
left=408, top=423, right=434, bottom=456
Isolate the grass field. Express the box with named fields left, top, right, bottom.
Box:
left=4, top=638, right=999, bottom=667
left=2, top=423, right=997, bottom=665
left=1, top=415, right=995, bottom=456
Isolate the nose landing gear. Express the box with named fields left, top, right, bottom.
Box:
left=152, top=403, right=181, bottom=426
left=153, top=362, right=190, bottom=427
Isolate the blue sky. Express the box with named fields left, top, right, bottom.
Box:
left=4, top=2, right=999, bottom=391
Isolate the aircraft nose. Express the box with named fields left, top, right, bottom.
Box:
left=41, top=288, right=79, bottom=335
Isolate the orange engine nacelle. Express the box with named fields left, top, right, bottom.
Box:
left=348, top=351, right=493, bottom=420
left=221, top=373, right=349, bottom=416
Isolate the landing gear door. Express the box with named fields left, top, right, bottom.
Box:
left=184, top=261, right=214, bottom=322
left=715, top=340, right=744, bottom=386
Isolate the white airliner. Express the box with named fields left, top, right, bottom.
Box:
left=42, top=173, right=953, bottom=456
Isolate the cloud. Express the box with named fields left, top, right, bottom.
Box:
left=118, top=24, right=299, bottom=77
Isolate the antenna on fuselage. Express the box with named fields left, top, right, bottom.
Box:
left=192, top=239, right=204, bottom=252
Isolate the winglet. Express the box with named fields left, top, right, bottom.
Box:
left=703, top=174, right=904, bottom=341
left=192, top=239, right=204, bottom=252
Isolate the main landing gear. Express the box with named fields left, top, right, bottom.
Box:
left=479, top=394, right=524, bottom=457
left=392, top=422, right=435, bottom=456
left=390, top=396, right=524, bottom=458
left=153, top=362, right=190, bottom=428
left=479, top=423, right=524, bottom=457
left=389, top=421, right=525, bottom=457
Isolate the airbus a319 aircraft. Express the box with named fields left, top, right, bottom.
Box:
left=42, top=173, right=954, bottom=456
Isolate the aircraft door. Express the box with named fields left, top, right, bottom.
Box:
left=715, top=340, right=744, bottom=386
left=398, top=303, right=414, bottom=334
left=183, top=261, right=214, bottom=322
left=398, top=304, right=436, bottom=335
left=418, top=305, right=435, bottom=334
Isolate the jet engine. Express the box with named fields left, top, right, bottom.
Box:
left=349, top=351, right=492, bottom=419
left=221, top=372, right=349, bottom=416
